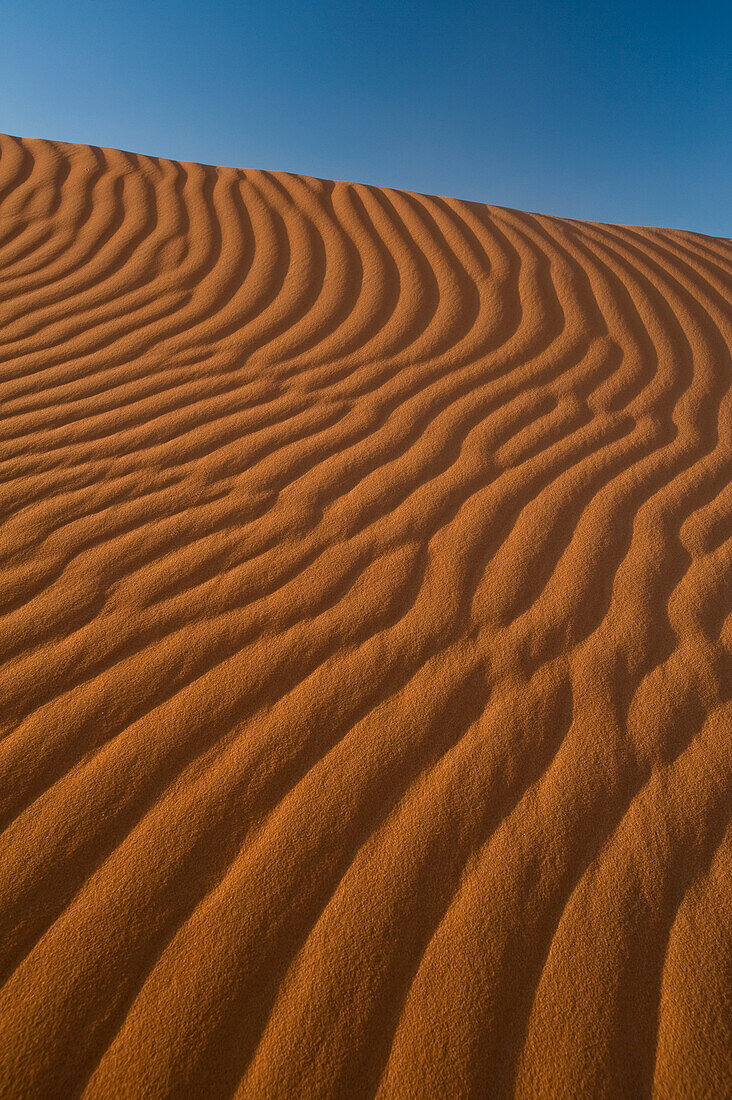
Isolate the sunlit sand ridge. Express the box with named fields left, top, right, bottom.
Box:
left=0, top=133, right=730, bottom=1099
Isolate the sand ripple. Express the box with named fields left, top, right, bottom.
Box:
left=0, top=134, right=730, bottom=1099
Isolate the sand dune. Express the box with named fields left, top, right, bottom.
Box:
left=0, top=133, right=730, bottom=1099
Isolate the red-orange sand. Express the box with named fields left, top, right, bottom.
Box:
left=0, top=133, right=730, bottom=1099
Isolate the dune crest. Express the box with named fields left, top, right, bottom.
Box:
left=0, top=133, right=730, bottom=1099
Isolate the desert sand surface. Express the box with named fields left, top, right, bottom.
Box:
left=0, top=132, right=730, bottom=1099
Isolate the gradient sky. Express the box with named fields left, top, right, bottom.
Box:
left=3, top=0, right=730, bottom=234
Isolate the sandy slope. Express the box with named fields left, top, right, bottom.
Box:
left=0, top=133, right=730, bottom=1100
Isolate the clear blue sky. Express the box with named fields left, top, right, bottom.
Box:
left=2, top=0, right=730, bottom=234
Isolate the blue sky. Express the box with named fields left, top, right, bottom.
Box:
left=2, top=0, right=730, bottom=234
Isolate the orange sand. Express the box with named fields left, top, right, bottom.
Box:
left=0, top=133, right=730, bottom=1099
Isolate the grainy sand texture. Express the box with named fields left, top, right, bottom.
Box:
left=0, top=133, right=730, bottom=1100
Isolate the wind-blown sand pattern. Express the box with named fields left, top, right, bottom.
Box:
left=0, top=133, right=730, bottom=1100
